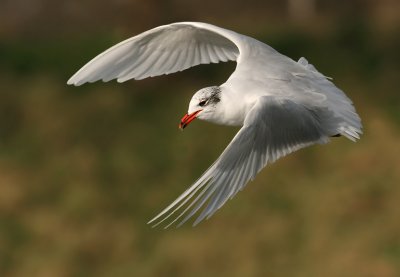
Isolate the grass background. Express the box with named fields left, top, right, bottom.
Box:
left=0, top=0, right=400, bottom=276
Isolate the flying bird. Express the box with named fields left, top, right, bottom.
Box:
left=68, top=22, right=362, bottom=228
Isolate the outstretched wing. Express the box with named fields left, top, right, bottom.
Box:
left=67, top=22, right=243, bottom=86
left=149, top=96, right=331, bottom=228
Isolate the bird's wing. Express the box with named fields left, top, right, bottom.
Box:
left=67, top=22, right=245, bottom=86
left=149, top=96, right=330, bottom=228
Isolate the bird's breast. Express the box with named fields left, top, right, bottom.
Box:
left=211, top=89, right=257, bottom=127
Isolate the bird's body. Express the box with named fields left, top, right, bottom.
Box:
left=68, top=22, right=362, bottom=227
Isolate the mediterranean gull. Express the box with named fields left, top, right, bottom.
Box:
left=68, top=22, right=362, bottom=228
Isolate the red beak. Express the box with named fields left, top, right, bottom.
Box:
left=179, top=110, right=202, bottom=129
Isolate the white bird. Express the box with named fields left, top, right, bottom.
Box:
left=68, top=22, right=362, bottom=228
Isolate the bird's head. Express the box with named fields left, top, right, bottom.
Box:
left=179, top=86, right=222, bottom=129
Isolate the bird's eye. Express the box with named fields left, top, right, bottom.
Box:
left=199, top=100, right=207, bottom=107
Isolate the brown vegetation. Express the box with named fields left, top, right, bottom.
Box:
left=0, top=1, right=399, bottom=276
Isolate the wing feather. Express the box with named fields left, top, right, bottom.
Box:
left=149, top=96, right=333, bottom=228
left=206, top=43, right=219, bottom=63
left=67, top=22, right=242, bottom=86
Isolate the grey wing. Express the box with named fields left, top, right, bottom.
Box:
left=148, top=96, right=330, bottom=228
left=67, top=22, right=242, bottom=86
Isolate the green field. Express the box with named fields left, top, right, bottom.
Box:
left=1, top=12, right=400, bottom=277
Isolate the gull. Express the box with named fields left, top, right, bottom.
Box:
left=68, top=22, right=362, bottom=228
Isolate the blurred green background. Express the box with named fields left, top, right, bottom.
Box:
left=1, top=0, right=400, bottom=276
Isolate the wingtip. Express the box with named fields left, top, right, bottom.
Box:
left=67, top=76, right=80, bottom=86
left=147, top=214, right=169, bottom=228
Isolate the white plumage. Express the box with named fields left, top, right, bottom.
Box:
left=68, top=22, right=362, bottom=228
